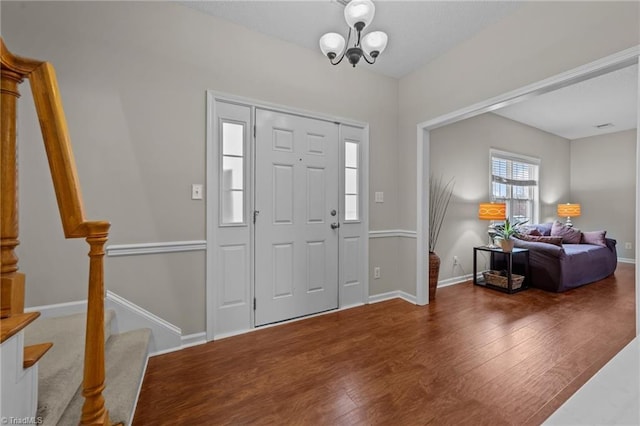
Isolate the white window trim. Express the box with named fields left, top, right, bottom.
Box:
left=489, top=148, right=540, bottom=224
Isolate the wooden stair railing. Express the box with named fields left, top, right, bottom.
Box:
left=1, top=38, right=117, bottom=426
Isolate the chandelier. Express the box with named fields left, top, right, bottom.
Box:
left=319, top=0, right=388, bottom=67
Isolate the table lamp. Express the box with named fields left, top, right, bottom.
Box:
left=557, top=203, right=581, bottom=227
left=478, top=202, right=506, bottom=248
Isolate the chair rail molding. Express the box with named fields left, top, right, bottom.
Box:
left=369, top=229, right=417, bottom=239
left=106, top=240, right=206, bottom=257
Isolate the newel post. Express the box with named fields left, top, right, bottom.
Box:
left=0, top=39, right=39, bottom=317
left=80, top=221, right=112, bottom=426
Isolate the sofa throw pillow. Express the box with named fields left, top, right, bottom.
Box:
left=581, top=230, right=607, bottom=247
left=518, top=234, right=564, bottom=247
left=551, top=220, right=582, bottom=244
left=533, top=222, right=553, bottom=236
left=520, top=226, right=542, bottom=236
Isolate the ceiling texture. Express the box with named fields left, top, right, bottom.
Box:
left=181, top=1, right=638, bottom=139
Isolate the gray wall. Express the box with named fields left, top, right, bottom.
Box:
left=2, top=1, right=399, bottom=334
left=398, top=1, right=639, bottom=295
left=430, top=113, right=571, bottom=281
left=570, top=129, right=637, bottom=260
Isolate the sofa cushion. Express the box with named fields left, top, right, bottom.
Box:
left=517, top=234, right=564, bottom=246
left=551, top=220, right=582, bottom=244
left=581, top=230, right=607, bottom=247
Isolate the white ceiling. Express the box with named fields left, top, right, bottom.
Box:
left=181, top=0, right=523, bottom=79
left=495, top=64, right=639, bottom=140
left=181, top=1, right=638, bottom=139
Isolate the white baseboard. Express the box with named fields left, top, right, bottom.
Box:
left=105, top=291, right=182, bottom=356
left=368, top=290, right=417, bottom=304
left=25, top=292, right=209, bottom=356
left=618, top=257, right=636, bottom=264
left=212, top=303, right=366, bottom=341
left=181, top=332, right=207, bottom=349
left=437, top=273, right=476, bottom=288
left=25, top=299, right=87, bottom=318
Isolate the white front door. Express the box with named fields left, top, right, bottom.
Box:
left=254, top=109, right=339, bottom=326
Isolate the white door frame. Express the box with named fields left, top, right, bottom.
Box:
left=416, top=46, right=640, bottom=333
left=206, top=92, right=370, bottom=341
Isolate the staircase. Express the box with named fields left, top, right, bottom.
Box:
left=24, top=311, right=150, bottom=425
left=0, top=37, right=150, bottom=425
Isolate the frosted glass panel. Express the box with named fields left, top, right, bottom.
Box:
left=221, top=120, right=245, bottom=224
left=345, top=168, right=358, bottom=195
left=345, top=141, right=359, bottom=220
left=222, top=190, right=243, bottom=224
left=222, top=122, right=244, bottom=156
left=222, top=156, right=244, bottom=190
left=345, top=194, right=358, bottom=221
left=345, top=142, right=358, bottom=168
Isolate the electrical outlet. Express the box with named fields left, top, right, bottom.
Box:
left=374, top=267, right=381, bottom=279
left=625, top=242, right=632, bottom=250
left=453, top=256, right=459, bottom=266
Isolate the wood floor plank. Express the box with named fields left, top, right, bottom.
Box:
left=134, top=264, right=635, bottom=425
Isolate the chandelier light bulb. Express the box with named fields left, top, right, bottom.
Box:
left=361, top=31, right=388, bottom=57
left=319, top=32, right=346, bottom=59
left=344, top=0, right=375, bottom=30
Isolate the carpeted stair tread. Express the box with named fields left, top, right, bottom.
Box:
left=23, top=310, right=115, bottom=426
left=57, top=328, right=151, bottom=426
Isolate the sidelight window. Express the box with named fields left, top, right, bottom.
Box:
left=221, top=121, right=245, bottom=224
left=345, top=141, right=359, bottom=221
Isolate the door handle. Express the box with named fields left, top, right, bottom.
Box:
left=331, top=222, right=340, bottom=230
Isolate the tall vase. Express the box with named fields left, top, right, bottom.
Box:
left=429, top=252, right=440, bottom=301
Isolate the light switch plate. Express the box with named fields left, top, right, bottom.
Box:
left=191, top=184, right=203, bottom=200
left=375, top=192, right=384, bottom=203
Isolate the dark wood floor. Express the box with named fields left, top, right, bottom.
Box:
left=133, top=264, right=636, bottom=425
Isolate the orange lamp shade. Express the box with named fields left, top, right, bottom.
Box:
left=557, top=203, right=581, bottom=218
left=478, top=202, right=506, bottom=220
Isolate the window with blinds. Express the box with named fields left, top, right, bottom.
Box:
left=490, top=149, right=539, bottom=223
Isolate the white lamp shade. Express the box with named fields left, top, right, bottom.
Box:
left=362, top=31, right=388, bottom=55
left=344, top=0, right=375, bottom=29
left=319, top=32, right=346, bottom=57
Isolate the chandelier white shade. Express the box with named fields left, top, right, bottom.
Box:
left=344, top=0, right=375, bottom=29
left=319, top=33, right=346, bottom=58
left=361, top=31, right=388, bottom=56
left=319, top=0, right=388, bottom=67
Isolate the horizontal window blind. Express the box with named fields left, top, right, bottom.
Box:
left=491, top=150, right=539, bottom=223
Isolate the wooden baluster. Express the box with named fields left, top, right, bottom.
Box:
left=80, top=221, right=113, bottom=426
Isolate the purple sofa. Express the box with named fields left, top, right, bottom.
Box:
left=510, top=223, right=617, bottom=292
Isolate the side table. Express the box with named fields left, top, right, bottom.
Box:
left=473, top=246, right=530, bottom=294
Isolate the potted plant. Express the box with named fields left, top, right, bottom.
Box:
left=493, top=218, right=527, bottom=252
left=429, top=175, right=455, bottom=301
